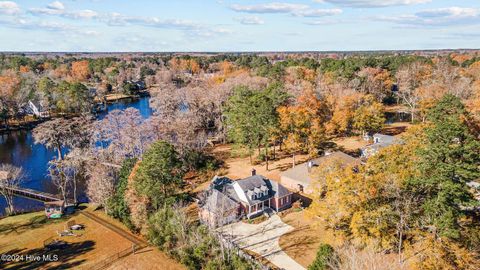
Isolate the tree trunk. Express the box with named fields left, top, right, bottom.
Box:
left=272, top=144, right=276, bottom=160
left=5, top=195, right=14, bottom=215
left=265, top=145, right=269, bottom=171
left=410, top=107, right=415, bottom=123
left=73, top=174, right=77, bottom=204
left=56, top=147, right=63, bottom=160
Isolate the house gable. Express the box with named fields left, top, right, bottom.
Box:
left=232, top=182, right=249, bottom=204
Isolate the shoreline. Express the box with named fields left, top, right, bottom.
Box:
left=0, top=91, right=150, bottom=135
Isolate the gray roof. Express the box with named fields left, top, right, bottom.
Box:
left=236, top=175, right=292, bottom=205
left=267, top=178, right=291, bottom=198
left=363, top=134, right=403, bottom=156
left=373, top=133, right=396, bottom=144
left=202, top=189, right=239, bottom=214
left=236, top=175, right=267, bottom=191
left=280, top=152, right=360, bottom=185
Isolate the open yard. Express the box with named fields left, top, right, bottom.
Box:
left=0, top=207, right=184, bottom=270
left=278, top=210, right=344, bottom=268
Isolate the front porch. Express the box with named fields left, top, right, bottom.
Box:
left=246, top=199, right=273, bottom=219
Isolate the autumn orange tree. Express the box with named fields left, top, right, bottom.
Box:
left=71, top=60, right=91, bottom=81
left=0, top=71, right=21, bottom=126
left=325, top=92, right=361, bottom=136
left=352, top=95, right=386, bottom=136
left=278, top=89, right=329, bottom=165
left=357, top=67, right=393, bottom=101
left=325, top=93, right=385, bottom=136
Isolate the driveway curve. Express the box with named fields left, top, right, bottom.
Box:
left=219, top=215, right=306, bottom=270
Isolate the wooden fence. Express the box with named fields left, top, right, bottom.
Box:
left=87, top=244, right=138, bottom=270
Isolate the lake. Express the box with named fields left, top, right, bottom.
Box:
left=0, top=97, right=153, bottom=215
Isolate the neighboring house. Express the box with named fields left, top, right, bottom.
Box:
left=199, top=173, right=293, bottom=226
left=28, top=100, right=50, bottom=118
left=361, top=133, right=400, bottom=158
left=280, top=151, right=360, bottom=194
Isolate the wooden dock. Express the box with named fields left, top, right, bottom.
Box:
left=0, top=185, right=62, bottom=202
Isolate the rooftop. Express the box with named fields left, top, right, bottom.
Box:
left=280, top=152, right=360, bottom=185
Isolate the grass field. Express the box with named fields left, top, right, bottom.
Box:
left=0, top=206, right=184, bottom=270
left=278, top=210, right=344, bottom=268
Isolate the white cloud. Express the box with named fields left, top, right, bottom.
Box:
left=434, top=32, right=480, bottom=41
left=0, top=18, right=76, bottom=32
left=231, top=2, right=342, bottom=18
left=231, top=2, right=308, bottom=13
left=104, top=14, right=199, bottom=30
left=65, top=9, right=98, bottom=19
left=235, top=16, right=265, bottom=25
left=416, top=7, right=479, bottom=19
left=305, top=18, right=352, bottom=25
left=293, top=8, right=342, bottom=17
left=0, top=1, right=21, bottom=15
left=47, top=1, right=65, bottom=11
left=315, top=0, right=430, bottom=8
left=377, top=7, right=480, bottom=27
left=29, top=2, right=99, bottom=19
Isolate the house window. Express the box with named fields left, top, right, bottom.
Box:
left=252, top=194, right=256, bottom=200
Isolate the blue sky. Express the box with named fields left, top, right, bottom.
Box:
left=0, top=0, right=479, bottom=52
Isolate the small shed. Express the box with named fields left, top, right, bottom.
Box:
left=45, top=200, right=65, bottom=219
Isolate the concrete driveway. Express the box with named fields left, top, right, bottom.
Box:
left=218, top=215, right=306, bottom=270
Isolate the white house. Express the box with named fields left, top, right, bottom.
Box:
left=28, top=100, right=50, bottom=118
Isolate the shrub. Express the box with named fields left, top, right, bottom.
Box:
left=309, top=244, right=336, bottom=270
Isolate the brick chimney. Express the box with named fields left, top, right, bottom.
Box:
left=251, top=168, right=256, bottom=176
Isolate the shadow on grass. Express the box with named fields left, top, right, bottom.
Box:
left=0, top=215, right=51, bottom=235
left=382, top=125, right=408, bottom=136
left=0, top=210, right=83, bottom=235
left=2, top=240, right=95, bottom=270
left=279, top=232, right=319, bottom=258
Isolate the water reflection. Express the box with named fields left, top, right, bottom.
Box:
left=0, top=97, right=152, bottom=215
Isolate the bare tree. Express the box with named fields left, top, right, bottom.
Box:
left=93, top=108, right=153, bottom=162
left=48, top=159, right=71, bottom=202
left=395, top=62, right=431, bottom=122
left=331, top=243, right=406, bottom=270
left=33, top=117, right=92, bottom=160
left=0, top=164, right=25, bottom=214
left=86, top=162, right=117, bottom=212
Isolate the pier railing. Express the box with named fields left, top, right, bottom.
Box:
left=0, top=184, right=63, bottom=203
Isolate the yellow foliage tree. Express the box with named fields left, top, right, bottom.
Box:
left=278, top=89, right=329, bottom=165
